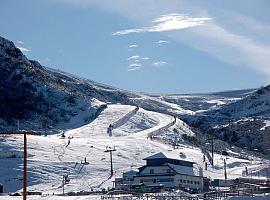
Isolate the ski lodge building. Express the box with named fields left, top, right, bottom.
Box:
left=114, top=152, right=209, bottom=192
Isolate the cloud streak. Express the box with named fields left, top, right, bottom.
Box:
left=152, top=61, right=167, bottom=67
left=129, top=44, right=138, bottom=48
left=112, top=13, right=211, bottom=35
left=156, top=40, right=170, bottom=45
left=17, top=46, right=31, bottom=53
left=59, top=0, right=270, bottom=77
left=127, top=55, right=149, bottom=61
left=17, top=40, right=24, bottom=45
left=171, top=21, right=270, bottom=76
left=128, top=63, right=143, bottom=71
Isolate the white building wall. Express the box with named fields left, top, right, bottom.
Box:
left=174, top=174, right=203, bottom=190
left=133, top=175, right=175, bottom=187
left=140, top=166, right=174, bottom=175
left=134, top=166, right=204, bottom=190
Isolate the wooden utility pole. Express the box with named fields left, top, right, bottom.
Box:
left=105, top=146, right=116, bottom=177
left=211, top=138, right=214, bottom=166
left=0, top=131, right=32, bottom=200
left=206, top=137, right=215, bottom=166
left=224, top=158, right=227, bottom=180
left=23, top=133, right=27, bottom=200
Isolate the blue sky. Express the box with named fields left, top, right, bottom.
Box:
left=0, top=0, right=270, bottom=93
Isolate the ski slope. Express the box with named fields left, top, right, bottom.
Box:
left=0, top=104, right=268, bottom=195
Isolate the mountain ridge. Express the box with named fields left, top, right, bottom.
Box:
left=0, top=35, right=269, bottom=155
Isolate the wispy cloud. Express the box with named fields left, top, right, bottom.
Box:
left=17, top=40, right=24, bottom=45
left=156, top=40, right=170, bottom=45
left=127, top=55, right=140, bottom=60
left=15, top=40, right=31, bottom=54
left=141, top=57, right=149, bottom=60
left=127, top=55, right=149, bottom=71
left=128, top=63, right=143, bottom=71
left=112, top=13, right=211, bottom=35
left=17, top=47, right=31, bottom=53
left=152, top=61, right=167, bottom=67
left=173, top=21, right=270, bottom=76
left=59, top=0, right=270, bottom=77
left=129, top=44, right=138, bottom=48
left=127, top=55, right=149, bottom=61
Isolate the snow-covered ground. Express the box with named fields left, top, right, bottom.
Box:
left=0, top=196, right=99, bottom=200
left=0, top=104, right=268, bottom=195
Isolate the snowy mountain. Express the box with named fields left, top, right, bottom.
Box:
left=184, top=85, right=270, bottom=153
left=0, top=36, right=138, bottom=132
left=0, top=36, right=269, bottom=195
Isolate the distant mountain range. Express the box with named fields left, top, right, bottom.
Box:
left=0, top=35, right=269, bottom=155
left=183, top=85, right=270, bottom=153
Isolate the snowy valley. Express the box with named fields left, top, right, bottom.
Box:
left=0, top=36, right=270, bottom=199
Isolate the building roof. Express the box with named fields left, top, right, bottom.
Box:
left=143, top=152, right=167, bottom=160
left=167, top=163, right=197, bottom=177
left=143, top=152, right=195, bottom=165
left=137, top=163, right=202, bottom=178
left=123, top=170, right=138, bottom=175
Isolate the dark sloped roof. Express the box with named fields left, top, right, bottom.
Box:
left=143, top=152, right=195, bottom=165
left=143, top=152, right=167, bottom=160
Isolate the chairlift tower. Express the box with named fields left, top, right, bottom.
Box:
left=207, top=137, right=215, bottom=166
left=105, top=146, right=116, bottom=177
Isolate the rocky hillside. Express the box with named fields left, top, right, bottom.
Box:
left=184, top=85, right=270, bottom=154
left=0, top=36, right=137, bottom=132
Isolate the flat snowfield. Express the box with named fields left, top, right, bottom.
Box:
left=0, top=104, right=268, bottom=194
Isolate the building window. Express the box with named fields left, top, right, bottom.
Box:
left=191, top=181, right=193, bottom=184
left=183, top=180, right=186, bottom=183
left=180, top=179, right=182, bottom=183
left=167, top=169, right=171, bottom=173
left=157, top=178, right=174, bottom=183
left=187, top=180, right=190, bottom=184
left=150, top=169, right=154, bottom=174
